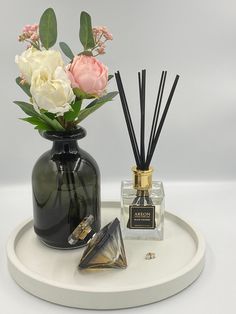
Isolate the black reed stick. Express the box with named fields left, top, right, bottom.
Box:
left=115, top=70, right=179, bottom=172
left=115, top=72, right=142, bottom=168
left=145, top=71, right=166, bottom=169
left=140, top=70, right=146, bottom=168
left=138, top=72, right=142, bottom=162
left=146, top=75, right=180, bottom=168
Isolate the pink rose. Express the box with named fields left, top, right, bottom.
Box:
left=67, top=55, right=108, bottom=97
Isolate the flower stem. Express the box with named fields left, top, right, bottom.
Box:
left=58, top=116, right=65, bottom=129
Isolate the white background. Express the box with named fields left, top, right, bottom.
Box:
left=1, top=1, right=236, bottom=313
left=0, top=0, right=236, bottom=184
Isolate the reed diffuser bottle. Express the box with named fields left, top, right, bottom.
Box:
left=121, top=167, right=165, bottom=240
left=115, top=70, right=179, bottom=240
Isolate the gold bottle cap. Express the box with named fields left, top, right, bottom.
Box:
left=68, top=215, right=94, bottom=245
left=132, top=166, right=153, bottom=190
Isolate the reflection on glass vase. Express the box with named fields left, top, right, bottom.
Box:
left=32, top=127, right=101, bottom=249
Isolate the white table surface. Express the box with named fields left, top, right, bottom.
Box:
left=1, top=181, right=236, bottom=313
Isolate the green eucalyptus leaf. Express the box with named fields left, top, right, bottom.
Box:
left=34, top=125, right=49, bottom=131
left=14, top=101, right=38, bottom=117
left=64, top=100, right=82, bottom=121
left=15, top=100, right=64, bottom=131
left=76, top=91, right=118, bottom=123
left=86, top=91, right=118, bottom=109
left=79, top=11, right=95, bottom=50
left=15, top=77, right=32, bottom=97
left=21, top=117, right=53, bottom=131
left=39, top=8, right=57, bottom=49
left=59, top=42, right=74, bottom=60
left=108, top=75, right=114, bottom=81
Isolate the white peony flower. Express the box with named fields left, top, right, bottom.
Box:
left=15, top=47, right=64, bottom=84
left=30, top=66, right=75, bottom=116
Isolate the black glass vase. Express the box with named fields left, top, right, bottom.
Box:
left=32, top=127, right=101, bottom=249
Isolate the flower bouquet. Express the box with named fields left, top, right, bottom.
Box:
left=15, top=8, right=117, bottom=131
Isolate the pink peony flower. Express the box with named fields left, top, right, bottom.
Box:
left=67, top=55, right=108, bottom=97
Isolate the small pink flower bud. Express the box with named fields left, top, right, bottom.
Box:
left=22, top=24, right=31, bottom=33
left=30, top=33, right=39, bottom=41
left=97, top=44, right=106, bottom=55
left=100, top=26, right=108, bottom=33
left=92, top=27, right=100, bottom=34
left=20, top=24, right=39, bottom=42
left=104, top=32, right=113, bottom=40
left=31, top=24, right=38, bottom=32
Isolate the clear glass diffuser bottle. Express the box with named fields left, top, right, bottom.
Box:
left=121, top=167, right=165, bottom=240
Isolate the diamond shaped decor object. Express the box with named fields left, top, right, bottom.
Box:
left=78, top=218, right=127, bottom=269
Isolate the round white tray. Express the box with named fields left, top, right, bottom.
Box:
left=7, top=201, right=205, bottom=310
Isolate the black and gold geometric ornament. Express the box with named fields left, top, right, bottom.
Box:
left=68, top=216, right=127, bottom=269
left=79, top=218, right=127, bottom=269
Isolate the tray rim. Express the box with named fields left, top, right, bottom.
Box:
left=7, top=201, right=205, bottom=294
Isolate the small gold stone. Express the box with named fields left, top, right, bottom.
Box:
left=145, top=252, right=156, bottom=260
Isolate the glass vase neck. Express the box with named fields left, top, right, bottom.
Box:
left=40, top=127, right=86, bottom=155
left=40, top=127, right=86, bottom=142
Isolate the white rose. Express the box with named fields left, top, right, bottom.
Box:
left=15, top=47, right=64, bottom=84
left=30, top=66, right=75, bottom=116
